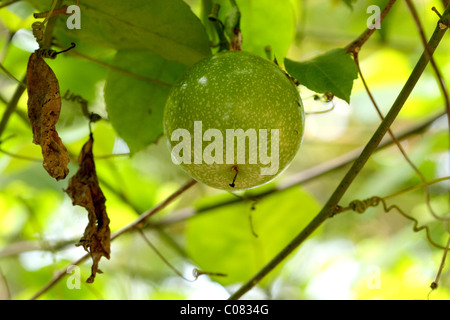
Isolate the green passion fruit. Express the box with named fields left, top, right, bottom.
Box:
left=163, top=50, right=305, bottom=191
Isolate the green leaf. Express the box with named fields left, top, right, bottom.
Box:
left=25, top=0, right=211, bottom=65
left=284, top=48, right=359, bottom=103
left=209, top=0, right=296, bottom=59
left=104, top=50, right=186, bottom=153
left=241, top=0, right=296, bottom=60
left=186, top=187, right=322, bottom=286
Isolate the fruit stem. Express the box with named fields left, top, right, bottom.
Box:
left=229, top=166, right=239, bottom=188
left=227, top=0, right=242, bottom=51
left=208, top=4, right=230, bottom=51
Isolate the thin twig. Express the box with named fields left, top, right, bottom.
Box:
left=29, top=179, right=197, bottom=300
left=353, top=53, right=450, bottom=223
left=0, top=267, right=11, bottom=300
left=405, top=0, right=450, bottom=135
left=430, top=234, right=450, bottom=290
left=229, top=7, right=449, bottom=300
left=111, top=180, right=197, bottom=239
left=29, top=254, right=88, bottom=300
left=0, top=63, right=27, bottom=88
left=405, top=0, right=450, bottom=215
left=345, top=0, right=397, bottom=54
left=138, top=229, right=195, bottom=282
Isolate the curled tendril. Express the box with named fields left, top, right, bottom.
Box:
left=304, top=92, right=336, bottom=115
left=337, top=196, right=448, bottom=250
left=348, top=197, right=381, bottom=214
left=37, top=42, right=76, bottom=59
left=31, top=21, right=45, bottom=47
left=31, top=0, right=60, bottom=48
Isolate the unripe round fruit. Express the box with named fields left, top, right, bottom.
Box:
left=163, top=51, right=305, bottom=191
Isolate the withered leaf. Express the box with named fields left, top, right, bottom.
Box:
left=27, top=50, right=70, bottom=180
left=65, top=135, right=111, bottom=283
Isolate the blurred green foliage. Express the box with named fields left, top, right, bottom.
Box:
left=0, top=0, right=449, bottom=300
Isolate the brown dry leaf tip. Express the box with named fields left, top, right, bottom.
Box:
left=26, top=50, right=70, bottom=180
left=64, top=135, right=111, bottom=283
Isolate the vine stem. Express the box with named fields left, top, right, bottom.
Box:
left=353, top=54, right=449, bottom=223
left=405, top=0, right=450, bottom=137
left=404, top=0, right=450, bottom=216
left=110, top=179, right=197, bottom=239
left=431, top=235, right=450, bottom=290
left=228, top=5, right=450, bottom=300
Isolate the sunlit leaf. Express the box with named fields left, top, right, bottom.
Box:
left=104, top=50, right=186, bottom=153
left=25, top=0, right=211, bottom=65
left=186, top=187, right=322, bottom=286
left=285, top=48, right=359, bottom=103
left=208, top=0, right=296, bottom=59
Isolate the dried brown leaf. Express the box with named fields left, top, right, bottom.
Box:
left=27, top=50, right=70, bottom=180
left=65, top=135, right=111, bottom=283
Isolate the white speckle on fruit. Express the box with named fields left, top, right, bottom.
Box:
left=198, top=76, right=207, bottom=85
